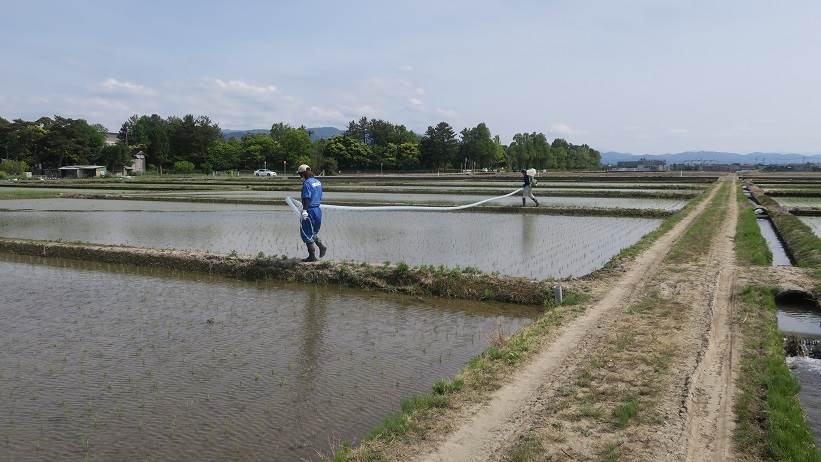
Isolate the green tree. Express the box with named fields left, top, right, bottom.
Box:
left=270, top=123, right=313, bottom=166
left=241, top=133, right=280, bottom=169
left=323, top=136, right=372, bottom=170
left=95, top=144, right=131, bottom=172
left=205, top=139, right=242, bottom=171
left=41, top=116, right=105, bottom=167
left=146, top=115, right=170, bottom=173
left=383, top=142, right=420, bottom=170
left=493, top=135, right=507, bottom=169
left=174, top=160, right=195, bottom=173
left=0, top=159, right=28, bottom=175
left=420, top=122, right=459, bottom=169
left=459, top=123, right=496, bottom=168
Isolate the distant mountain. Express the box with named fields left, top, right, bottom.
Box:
left=306, top=127, right=344, bottom=141
left=602, top=150, right=821, bottom=165
left=222, top=127, right=343, bottom=142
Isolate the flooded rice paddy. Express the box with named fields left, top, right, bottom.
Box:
left=0, top=199, right=662, bottom=279
left=799, top=217, right=821, bottom=237
left=774, top=197, right=821, bottom=208
left=0, top=254, right=535, bottom=461
left=114, top=191, right=689, bottom=210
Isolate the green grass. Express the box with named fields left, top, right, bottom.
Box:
left=612, top=398, right=638, bottom=429
left=0, top=187, right=65, bottom=200
left=734, top=286, right=821, bottom=461
left=599, top=441, right=623, bottom=462
left=506, top=433, right=547, bottom=462
left=667, top=180, right=729, bottom=263
left=432, top=377, right=464, bottom=395
left=599, top=181, right=715, bottom=272
left=750, top=187, right=821, bottom=297
left=735, top=185, right=773, bottom=266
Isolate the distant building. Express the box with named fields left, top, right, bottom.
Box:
left=59, top=165, right=107, bottom=178
left=104, top=132, right=119, bottom=146
left=606, top=158, right=668, bottom=172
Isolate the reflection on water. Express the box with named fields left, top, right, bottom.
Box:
left=0, top=199, right=662, bottom=279
left=0, top=255, right=535, bottom=461
left=777, top=300, right=821, bottom=339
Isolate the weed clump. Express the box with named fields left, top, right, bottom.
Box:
left=432, top=377, right=464, bottom=395
left=612, top=398, right=638, bottom=428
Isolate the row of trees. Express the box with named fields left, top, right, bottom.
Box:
left=0, top=114, right=601, bottom=174
left=0, top=116, right=107, bottom=170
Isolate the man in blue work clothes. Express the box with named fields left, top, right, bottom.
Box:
left=298, top=164, right=327, bottom=262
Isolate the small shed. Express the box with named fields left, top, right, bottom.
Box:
left=132, top=152, right=146, bottom=174
left=59, top=165, right=107, bottom=178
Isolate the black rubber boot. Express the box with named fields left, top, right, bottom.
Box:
left=315, top=238, right=327, bottom=258
left=522, top=197, right=526, bottom=207
left=302, top=243, right=318, bottom=262
left=534, top=199, right=539, bottom=207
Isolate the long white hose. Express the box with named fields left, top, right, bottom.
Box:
left=285, top=188, right=523, bottom=215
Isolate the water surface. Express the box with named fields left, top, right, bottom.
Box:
left=0, top=199, right=663, bottom=279
left=755, top=218, right=792, bottom=266
left=0, top=255, right=534, bottom=461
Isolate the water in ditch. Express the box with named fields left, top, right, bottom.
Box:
left=0, top=254, right=536, bottom=461
left=756, top=218, right=793, bottom=266
left=777, top=293, right=821, bottom=447
left=0, top=199, right=663, bottom=279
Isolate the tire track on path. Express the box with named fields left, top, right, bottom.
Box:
left=414, top=182, right=722, bottom=462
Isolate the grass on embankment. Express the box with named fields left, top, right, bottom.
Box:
left=0, top=187, right=66, bottom=200
left=666, top=180, right=730, bottom=263
left=735, top=286, right=821, bottom=462
left=596, top=179, right=715, bottom=272
left=749, top=186, right=821, bottom=297
left=0, top=237, right=567, bottom=306
left=736, top=186, right=773, bottom=266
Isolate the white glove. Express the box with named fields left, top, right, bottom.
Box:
left=301, top=210, right=309, bottom=220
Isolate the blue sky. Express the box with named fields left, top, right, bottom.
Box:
left=1, top=0, right=820, bottom=154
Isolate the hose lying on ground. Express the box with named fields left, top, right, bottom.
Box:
left=285, top=188, right=523, bottom=215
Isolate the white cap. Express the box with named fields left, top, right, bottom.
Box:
left=297, top=164, right=310, bottom=173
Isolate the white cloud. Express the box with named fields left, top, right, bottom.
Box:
left=98, top=78, right=155, bottom=96
left=214, top=79, right=277, bottom=94
left=667, top=128, right=689, bottom=135
left=550, top=122, right=583, bottom=136
left=399, top=64, right=414, bottom=72
left=308, top=106, right=345, bottom=122
left=353, top=104, right=380, bottom=117
left=436, top=107, right=458, bottom=118
left=408, top=98, right=423, bottom=106
left=415, top=87, right=425, bottom=96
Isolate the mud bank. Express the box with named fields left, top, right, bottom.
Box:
left=0, top=238, right=569, bottom=306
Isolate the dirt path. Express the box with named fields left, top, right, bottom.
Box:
left=682, top=178, right=740, bottom=461
left=413, top=183, right=722, bottom=462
